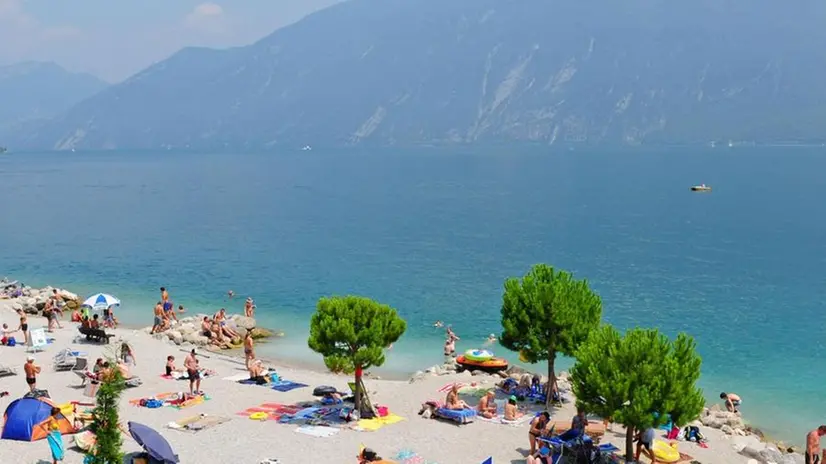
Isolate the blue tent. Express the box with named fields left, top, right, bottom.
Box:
left=1, top=397, right=73, bottom=441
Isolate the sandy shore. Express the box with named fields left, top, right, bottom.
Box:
left=0, top=298, right=789, bottom=464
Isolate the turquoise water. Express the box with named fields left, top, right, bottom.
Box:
left=2, top=148, right=825, bottom=444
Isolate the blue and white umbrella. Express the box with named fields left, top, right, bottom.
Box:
left=81, top=293, right=121, bottom=311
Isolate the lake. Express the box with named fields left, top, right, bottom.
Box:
left=1, top=146, right=824, bottom=444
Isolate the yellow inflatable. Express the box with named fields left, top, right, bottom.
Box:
left=649, top=440, right=680, bottom=463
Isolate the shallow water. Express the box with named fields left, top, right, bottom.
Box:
left=2, top=147, right=824, bottom=444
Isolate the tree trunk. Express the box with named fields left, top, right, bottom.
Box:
left=545, top=348, right=557, bottom=410
left=354, top=366, right=377, bottom=418
left=625, top=426, right=635, bottom=463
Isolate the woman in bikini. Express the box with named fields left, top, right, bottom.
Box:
left=41, top=407, right=65, bottom=463
left=17, top=309, right=29, bottom=345
left=243, top=330, right=255, bottom=369
left=528, top=412, right=551, bottom=455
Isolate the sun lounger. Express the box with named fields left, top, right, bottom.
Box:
left=78, top=327, right=115, bottom=343
left=0, top=364, right=18, bottom=377
left=167, top=415, right=231, bottom=433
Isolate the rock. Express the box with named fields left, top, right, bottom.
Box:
left=409, top=371, right=427, bottom=383
left=231, top=316, right=257, bottom=330
left=721, top=425, right=734, bottom=435
left=759, top=446, right=783, bottom=464
left=250, top=327, right=274, bottom=339
left=739, top=446, right=762, bottom=460
left=59, top=289, right=79, bottom=301
left=167, top=330, right=183, bottom=345
left=735, top=428, right=747, bottom=436
left=709, top=404, right=722, bottom=412
left=747, top=459, right=759, bottom=464
left=178, top=323, right=195, bottom=335
left=471, top=370, right=484, bottom=376
left=151, top=332, right=167, bottom=341
left=11, top=302, right=22, bottom=311
left=65, top=299, right=79, bottom=310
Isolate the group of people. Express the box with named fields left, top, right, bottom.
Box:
left=150, top=287, right=186, bottom=334
left=164, top=349, right=204, bottom=395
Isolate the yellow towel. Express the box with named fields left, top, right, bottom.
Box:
left=356, top=413, right=405, bottom=431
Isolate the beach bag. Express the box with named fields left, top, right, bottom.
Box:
left=5, top=337, right=14, bottom=346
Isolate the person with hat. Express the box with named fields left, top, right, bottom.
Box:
left=24, top=356, right=41, bottom=392
left=357, top=447, right=396, bottom=463
left=504, top=395, right=523, bottom=422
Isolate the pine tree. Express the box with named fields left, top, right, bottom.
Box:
left=88, top=368, right=126, bottom=464
left=570, top=325, right=705, bottom=462
left=499, top=264, right=602, bottom=408
left=308, top=295, right=406, bottom=416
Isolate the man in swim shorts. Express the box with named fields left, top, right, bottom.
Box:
left=150, top=302, right=164, bottom=334
left=24, top=356, right=40, bottom=392
left=184, top=349, right=201, bottom=395
left=806, top=426, right=826, bottom=464
left=160, top=287, right=178, bottom=323
left=720, top=391, right=742, bottom=413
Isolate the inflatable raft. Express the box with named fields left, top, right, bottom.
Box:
left=646, top=440, right=680, bottom=463
left=456, top=354, right=509, bottom=372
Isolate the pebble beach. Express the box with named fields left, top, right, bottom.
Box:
left=0, top=282, right=807, bottom=464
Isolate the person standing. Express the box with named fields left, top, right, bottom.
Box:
left=24, top=356, right=41, bottom=392
left=806, top=426, right=826, bottom=464
left=243, top=330, right=255, bottom=370
left=16, top=309, right=28, bottom=345
left=635, top=426, right=657, bottom=464
left=244, top=297, right=255, bottom=317
left=42, top=407, right=65, bottom=464
left=150, top=302, right=164, bottom=334
left=184, top=349, right=201, bottom=395
left=160, top=287, right=178, bottom=323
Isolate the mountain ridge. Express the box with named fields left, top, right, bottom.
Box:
left=9, top=0, right=826, bottom=150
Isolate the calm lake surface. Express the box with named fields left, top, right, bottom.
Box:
left=2, top=147, right=824, bottom=444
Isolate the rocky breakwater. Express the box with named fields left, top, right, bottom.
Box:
left=1, top=278, right=81, bottom=315
left=699, top=405, right=804, bottom=464
left=145, top=314, right=278, bottom=351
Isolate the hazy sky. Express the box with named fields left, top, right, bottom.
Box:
left=0, top=0, right=340, bottom=82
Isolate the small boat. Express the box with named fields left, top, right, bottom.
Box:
left=690, top=184, right=712, bottom=192
left=456, top=354, right=509, bottom=373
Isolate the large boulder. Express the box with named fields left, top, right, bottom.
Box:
left=231, top=315, right=257, bottom=331
left=249, top=327, right=274, bottom=339
left=759, top=446, right=783, bottom=464
left=183, top=332, right=209, bottom=346
left=167, top=330, right=183, bottom=345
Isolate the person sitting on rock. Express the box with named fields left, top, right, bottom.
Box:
left=720, top=392, right=741, bottom=413
left=201, top=317, right=214, bottom=338
left=476, top=390, right=498, bottom=418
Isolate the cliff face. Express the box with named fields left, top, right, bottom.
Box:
left=12, top=0, right=826, bottom=150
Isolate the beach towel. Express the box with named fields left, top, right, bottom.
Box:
left=168, top=394, right=210, bottom=409
left=47, top=431, right=65, bottom=461
left=356, top=413, right=405, bottom=431
left=393, top=449, right=439, bottom=464
left=438, top=382, right=466, bottom=393
left=237, top=403, right=301, bottom=421
left=434, top=407, right=476, bottom=424
left=295, top=425, right=340, bottom=438
left=129, top=392, right=177, bottom=406
left=167, top=415, right=231, bottom=433
left=271, top=380, right=308, bottom=392
left=73, top=430, right=96, bottom=452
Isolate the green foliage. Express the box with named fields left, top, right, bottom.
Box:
left=499, top=264, right=602, bottom=405
left=308, top=295, right=406, bottom=414
left=570, top=326, right=705, bottom=461
left=308, top=295, right=407, bottom=373
left=89, top=368, right=126, bottom=464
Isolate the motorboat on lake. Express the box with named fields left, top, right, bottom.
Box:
left=690, top=184, right=712, bottom=192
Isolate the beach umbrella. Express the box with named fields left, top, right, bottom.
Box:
left=127, top=422, right=179, bottom=464
left=80, top=293, right=121, bottom=311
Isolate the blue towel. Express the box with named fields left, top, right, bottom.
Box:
left=271, top=380, right=308, bottom=392
left=435, top=407, right=477, bottom=424
left=47, top=431, right=64, bottom=461
left=598, top=443, right=620, bottom=452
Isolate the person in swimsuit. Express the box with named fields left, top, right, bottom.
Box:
left=504, top=395, right=523, bottom=422
left=244, top=297, right=255, bottom=317
left=720, top=392, right=742, bottom=413
left=201, top=316, right=214, bottom=338
left=51, top=289, right=65, bottom=319
left=243, top=330, right=255, bottom=369
left=160, top=287, right=178, bottom=323
left=528, top=412, right=551, bottom=455
left=807, top=426, right=826, bottom=464
left=24, top=356, right=41, bottom=392
left=527, top=446, right=553, bottom=464
left=635, top=426, right=658, bottom=464
left=444, top=325, right=459, bottom=357
left=120, top=342, right=136, bottom=366
left=90, top=314, right=100, bottom=329
left=177, top=304, right=186, bottom=313
left=17, top=309, right=29, bottom=345
left=214, top=308, right=239, bottom=338
left=150, top=302, right=164, bottom=334
left=42, top=406, right=65, bottom=464
left=445, top=383, right=468, bottom=410
left=477, top=390, right=498, bottom=418
left=184, top=349, right=201, bottom=395
left=227, top=289, right=234, bottom=299
left=248, top=359, right=270, bottom=385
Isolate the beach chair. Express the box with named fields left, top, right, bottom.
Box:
left=78, top=326, right=115, bottom=343
left=54, top=349, right=88, bottom=371
left=0, top=364, right=18, bottom=378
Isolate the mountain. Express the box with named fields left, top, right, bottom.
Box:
left=12, top=0, right=826, bottom=150
left=0, top=62, right=107, bottom=142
